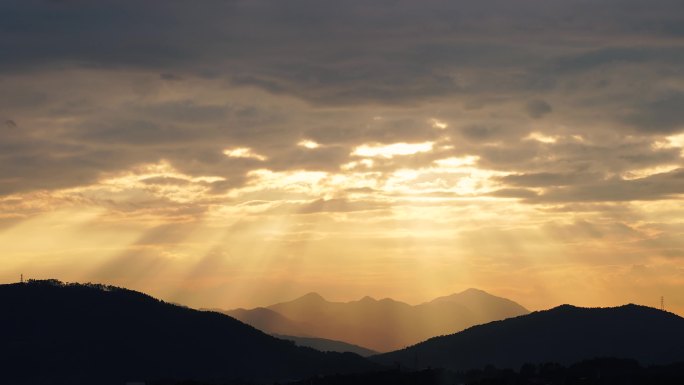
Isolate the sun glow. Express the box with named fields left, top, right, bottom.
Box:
left=431, top=119, right=448, bottom=129
left=654, top=133, right=684, bottom=156
left=525, top=132, right=558, bottom=144
left=298, top=139, right=321, bottom=149
left=667, top=134, right=684, bottom=149
left=434, top=156, right=479, bottom=168
left=351, top=142, right=435, bottom=158
left=341, top=159, right=375, bottom=171
left=0, top=207, right=142, bottom=274
left=622, top=164, right=681, bottom=180
left=242, top=169, right=331, bottom=195
left=223, top=147, right=267, bottom=161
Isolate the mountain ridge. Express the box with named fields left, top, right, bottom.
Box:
left=226, top=288, right=529, bottom=352
left=273, top=334, right=378, bottom=357
left=373, top=303, right=684, bottom=370
left=0, top=279, right=378, bottom=385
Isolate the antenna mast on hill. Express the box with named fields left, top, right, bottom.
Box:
left=661, top=296, right=665, bottom=311
left=20, top=273, right=23, bottom=283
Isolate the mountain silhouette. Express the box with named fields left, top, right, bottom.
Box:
left=420, top=288, right=527, bottom=321
left=273, top=334, right=378, bottom=357
left=223, top=306, right=314, bottom=336
left=227, top=289, right=528, bottom=352
left=219, top=306, right=377, bottom=355
left=0, top=280, right=378, bottom=385
left=373, top=304, right=684, bottom=370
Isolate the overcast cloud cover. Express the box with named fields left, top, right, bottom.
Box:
left=0, top=0, right=683, bottom=310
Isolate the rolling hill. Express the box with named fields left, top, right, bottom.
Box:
left=227, top=288, right=529, bottom=352
left=0, top=280, right=378, bottom=385
left=373, top=304, right=684, bottom=370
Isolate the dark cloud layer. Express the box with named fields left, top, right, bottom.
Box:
left=623, top=92, right=684, bottom=133
left=525, top=100, right=553, bottom=119
left=0, top=0, right=683, bottom=201
left=534, top=168, right=684, bottom=203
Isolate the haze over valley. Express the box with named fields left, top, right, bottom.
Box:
left=224, top=288, right=528, bottom=352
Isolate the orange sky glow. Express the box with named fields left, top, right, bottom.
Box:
left=1, top=1, right=683, bottom=314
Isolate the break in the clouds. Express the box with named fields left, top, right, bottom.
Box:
left=0, top=0, right=683, bottom=312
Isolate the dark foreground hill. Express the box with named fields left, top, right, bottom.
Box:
left=0, top=280, right=378, bottom=385
left=156, top=359, right=684, bottom=385
left=374, top=304, right=684, bottom=371
left=285, top=359, right=684, bottom=385
left=228, top=288, right=528, bottom=352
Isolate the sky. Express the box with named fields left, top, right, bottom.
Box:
left=1, top=0, right=683, bottom=313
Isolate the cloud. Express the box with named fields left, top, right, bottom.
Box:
left=2, top=0, right=683, bottom=103
left=489, top=188, right=539, bottom=199
left=525, top=100, right=553, bottom=119
left=140, top=176, right=190, bottom=186
left=498, top=172, right=602, bottom=188
left=265, top=198, right=389, bottom=215
left=530, top=168, right=684, bottom=202
left=459, top=125, right=506, bottom=142
left=623, top=91, right=684, bottom=133
left=0, top=0, right=682, bottom=201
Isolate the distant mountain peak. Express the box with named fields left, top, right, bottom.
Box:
left=237, top=288, right=529, bottom=352
left=295, top=292, right=326, bottom=302
left=429, top=287, right=522, bottom=305
left=430, top=288, right=494, bottom=302
left=459, top=287, right=487, bottom=294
